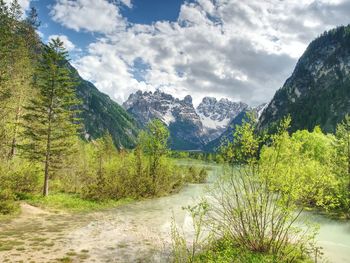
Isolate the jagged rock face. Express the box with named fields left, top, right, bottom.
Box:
left=259, top=26, right=350, bottom=133
left=123, top=90, right=251, bottom=150
left=123, top=90, right=204, bottom=150
left=197, top=97, right=248, bottom=142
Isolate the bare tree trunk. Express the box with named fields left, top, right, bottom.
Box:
left=43, top=155, right=49, bottom=196
left=43, top=78, right=54, bottom=197
left=43, top=121, right=52, bottom=197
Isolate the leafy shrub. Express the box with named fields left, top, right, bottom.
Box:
left=185, top=166, right=208, bottom=183
left=0, top=159, right=40, bottom=198
left=0, top=189, right=17, bottom=215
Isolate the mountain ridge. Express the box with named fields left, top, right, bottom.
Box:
left=259, top=25, right=350, bottom=133
left=123, top=90, right=251, bottom=150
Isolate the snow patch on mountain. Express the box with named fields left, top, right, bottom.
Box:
left=196, top=97, right=248, bottom=141
left=123, top=90, right=262, bottom=149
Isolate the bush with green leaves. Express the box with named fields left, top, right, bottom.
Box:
left=171, top=202, right=210, bottom=263
left=53, top=123, right=207, bottom=202
left=334, top=114, right=350, bottom=214
left=0, top=188, right=17, bottom=215
left=185, top=166, right=208, bottom=184
left=178, top=116, right=321, bottom=263
left=260, top=124, right=340, bottom=210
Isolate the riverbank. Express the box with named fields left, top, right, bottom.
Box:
left=25, top=193, right=134, bottom=213
left=0, top=180, right=209, bottom=262
left=1, top=163, right=350, bottom=262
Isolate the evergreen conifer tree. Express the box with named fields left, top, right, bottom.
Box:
left=21, top=38, right=81, bottom=196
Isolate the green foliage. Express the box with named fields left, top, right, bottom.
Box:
left=219, top=113, right=262, bottom=164
left=21, top=38, right=81, bottom=196
left=181, top=117, right=328, bottom=263
left=171, top=202, right=210, bottom=263
left=207, top=167, right=317, bottom=262
left=0, top=0, right=38, bottom=159
left=52, top=127, right=207, bottom=202
left=185, top=166, right=208, bottom=183
left=0, top=158, right=40, bottom=196
left=334, top=114, right=350, bottom=213
left=195, top=238, right=313, bottom=263
left=0, top=159, right=40, bottom=195
left=170, top=151, right=190, bottom=159
left=139, top=119, right=170, bottom=194
left=26, top=193, right=132, bottom=213
left=260, top=122, right=340, bottom=210
left=0, top=188, right=17, bottom=215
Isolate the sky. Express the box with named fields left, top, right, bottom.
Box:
left=11, top=0, right=350, bottom=106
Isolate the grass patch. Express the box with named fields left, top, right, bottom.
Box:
left=0, top=240, right=25, bottom=251
left=195, top=239, right=313, bottom=263
left=26, top=193, right=133, bottom=213
left=56, top=257, right=73, bottom=263
left=0, top=205, right=20, bottom=222
left=78, top=253, right=90, bottom=260
left=30, top=237, right=48, bottom=242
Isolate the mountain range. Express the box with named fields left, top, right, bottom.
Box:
left=123, top=90, right=262, bottom=150
left=72, top=25, right=350, bottom=152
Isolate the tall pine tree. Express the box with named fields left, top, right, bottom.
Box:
left=21, top=38, right=81, bottom=196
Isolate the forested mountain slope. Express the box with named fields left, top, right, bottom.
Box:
left=69, top=65, right=139, bottom=148
left=259, top=25, right=350, bottom=132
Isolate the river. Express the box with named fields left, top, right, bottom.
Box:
left=0, top=162, right=349, bottom=262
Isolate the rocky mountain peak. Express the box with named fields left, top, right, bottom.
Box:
left=183, top=95, right=193, bottom=105
left=123, top=90, right=255, bottom=150
left=197, top=97, right=248, bottom=123
left=196, top=96, right=249, bottom=142
left=122, top=90, right=205, bottom=149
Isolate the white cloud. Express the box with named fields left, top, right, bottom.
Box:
left=50, top=0, right=126, bottom=34
left=5, top=0, right=31, bottom=12
left=118, top=0, right=133, bottom=8
left=54, top=0, right=350, bottom=106
left=36, top=30, right=44, bottom=39
left=48, top=34, right=76, bottom=51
